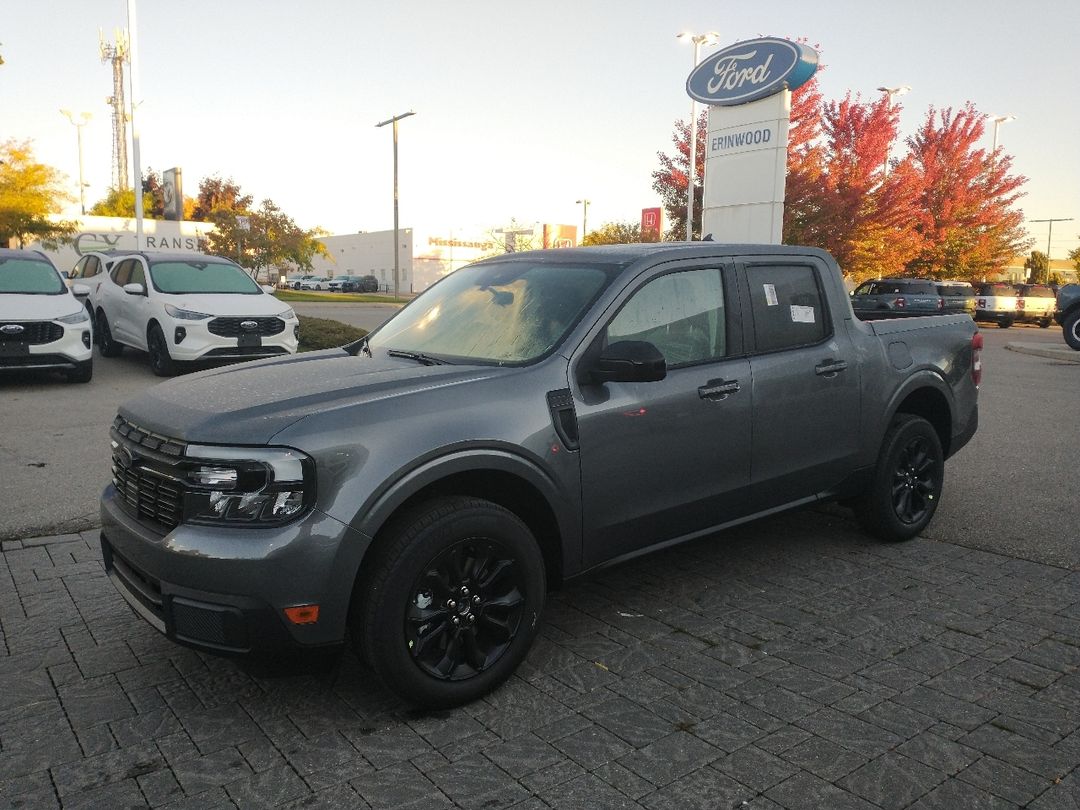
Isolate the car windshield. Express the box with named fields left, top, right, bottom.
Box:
left=149, top=260, right=262, bottom=294
left=0, top=257, right=65, bottom=295
left=368, top=259, right=619, bottom=364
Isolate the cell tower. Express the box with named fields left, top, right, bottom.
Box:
left=99, top=29, right=130, bottom=191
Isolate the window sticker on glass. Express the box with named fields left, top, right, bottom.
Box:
left=790, top=305, right=816, bottom=323
left=763, top=283, right=778, bottom=306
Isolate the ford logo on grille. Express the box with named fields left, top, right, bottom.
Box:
left=240, top=320, right=259, bottom=331
left=1, top=324, right=25, bottom=335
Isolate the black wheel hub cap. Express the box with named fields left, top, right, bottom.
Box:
left=406, top=539, right=525, bottom=681
left=891, top=437, right=936, bottom=524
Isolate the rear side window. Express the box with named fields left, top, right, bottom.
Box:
left=976, top=283, right=1014, bottom=296
left=746, top=264, right=828, bottom=353
left=1022, top=286, right=1055, bottom=298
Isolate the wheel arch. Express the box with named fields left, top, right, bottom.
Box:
left=885, top=376, right=953, bottom=458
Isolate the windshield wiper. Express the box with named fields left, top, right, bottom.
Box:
left=386, top=348, right=451, bottom=366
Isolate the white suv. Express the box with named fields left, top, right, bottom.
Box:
left=92, top=252, right=300, bottom=376
left=1, top=249, right=94, bottom=383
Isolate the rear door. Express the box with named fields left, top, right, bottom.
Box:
left=574, top=260, right=753, bottom=566
left=738, top=256, right=861, bottom=509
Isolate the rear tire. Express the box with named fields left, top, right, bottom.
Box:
left=353, top=496, right=546, bottom=708
left=96, top=311, right=123, bottom=357
left=997, top=318, right=1013, bottom=328
left=147, top=324, right=177, bottom=377
left=1039, top=318, right=1052, bottom=329
left=854, top=414, right=944, bottom=542
left=1064, top=310, right=1080, bottom=351
left=66, top=359, right=93, bottom=384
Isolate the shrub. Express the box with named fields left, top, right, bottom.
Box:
left=297, top=316, right=367, bottom=352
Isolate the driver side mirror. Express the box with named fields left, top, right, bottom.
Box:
left=71, top=283, right=91, bottom=298
left=123, top=282, right=146, bottom=296
left=584, top=340, right=666, bottom=384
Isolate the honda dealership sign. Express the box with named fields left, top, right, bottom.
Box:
left=689, top=38, right=819, bottom=244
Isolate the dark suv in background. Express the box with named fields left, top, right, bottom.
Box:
left=937, top=282, right=976, bottom=317
left=850, top=278, right=943, bottom=319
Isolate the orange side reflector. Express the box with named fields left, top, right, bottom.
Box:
left=283, top=604, right=320, bottom=625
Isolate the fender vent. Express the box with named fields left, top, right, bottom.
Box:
left=546, top=388, right=579, bottom=451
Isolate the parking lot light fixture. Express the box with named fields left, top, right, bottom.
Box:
left=575, top=199, right=590, bottom=241
left=60, top=109, right=92, bottom=215
left=678, top=31, right=720, bottom=241
left=375, top=111, right=416, bottom=300
left=991, top=114, right=1016, bottom=156
left=877, top=85, right=911, bottom=179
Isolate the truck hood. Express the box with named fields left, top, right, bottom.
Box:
left=118, top=349, right=505, bottom=445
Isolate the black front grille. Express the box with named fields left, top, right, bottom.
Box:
left=0, top=321, right=63, bottom=344
left=0, top=354, right=74, bottom=369
left=207, top=317, right=285, bottom=338
left=111, top=417, right=187, bottom=530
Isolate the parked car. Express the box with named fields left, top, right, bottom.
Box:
left=289, top=274, right=315, bottom=290
left=0, top=248, right=93, bottom=383
left=973, top=282, right=1019, bottom=328
left=850, top=278, right=944, bottom=319
left=91, top=251, right=300, bottom=376
left=356, top=274, right=380, bottom=293
left=101, top=243, right=980, bottom=707
left=327, top=275, right=358, bottom=292
left=1013, top=283, right=1056, bottom=328
left=937, top=281, right=976, bottom=317
left=66, top=252, right=114, bottom=314
left=297, top=276, right=330, bottom=291
left=1055, top=284, right=1080, bottom=349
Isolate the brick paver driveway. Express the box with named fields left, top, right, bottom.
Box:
left=2, top=508, right=1079, bottom=809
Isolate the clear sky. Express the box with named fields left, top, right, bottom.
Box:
left=4, top=0, right=1079, bottom=258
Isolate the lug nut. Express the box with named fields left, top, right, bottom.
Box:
left=461, top=586, right=470, bottom=597
left=472, top=595, right=481, bottom=604
left=447, top=599, right=456, bottom=609
left=452, top=616, right=460, bottom=625
left=467, top=614, right=476, bottom=623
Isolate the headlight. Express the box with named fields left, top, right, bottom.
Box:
left=164, top=304, right=212, bottom=320
left=182, top=445, right=315, bottom=526
left=57, top=309, right=90, bottom=324
left=277, top=307, right=296, bottom=321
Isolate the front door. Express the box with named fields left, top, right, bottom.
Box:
left=574, top=263, right=753, bottom=568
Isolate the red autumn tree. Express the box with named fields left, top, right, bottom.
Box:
left=785, top=92, right=925, bottom=281
left=904, top=103, right=1030, bottom=278
left=651, top=109, right=708, bottom=241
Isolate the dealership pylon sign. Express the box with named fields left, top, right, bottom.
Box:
left=687, top=38, right=819, bottom=244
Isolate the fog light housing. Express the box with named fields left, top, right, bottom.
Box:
left=175, top=326, right=187, bottom=344
left=81, top=331, right=91, bottom=349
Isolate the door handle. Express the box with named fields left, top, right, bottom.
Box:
left=698, top=379, right=740, bottom=400
left=815, top=360, right=848, bottom=377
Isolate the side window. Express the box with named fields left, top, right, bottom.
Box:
left=746, top=264, right=828, bottom=353
left=84, top=257, right=100, bottom=277
left=607, top=268, right=726, bottom=367
left=129, top=261, right=146, bottom=289
left=111, top=259, right=133, bottom=286
left=71, top=257, right=88, bottom=279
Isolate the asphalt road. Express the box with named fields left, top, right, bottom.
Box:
left=1, top=318, right=1076, bottom=572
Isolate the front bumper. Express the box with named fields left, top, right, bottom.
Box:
left=100, top=483, right=365, bottom=655
left=0, top=324, right=92, bottom=371
left=165, top=318, right=299, bottom=363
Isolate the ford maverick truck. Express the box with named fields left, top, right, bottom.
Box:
left=100, top=244, right=981, bottom=707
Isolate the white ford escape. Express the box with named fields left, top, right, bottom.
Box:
left=91, top=251, right=299, bottom=376
left=0, top=249, right=94, bottom=383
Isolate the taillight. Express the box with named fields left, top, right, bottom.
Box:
left=977, top=298, right=986, bottom=309
left=894, top=297, right=906, bottom=309
left=1016, top=297, right=1025, bottom=310
left=971, top=332, right=983, bottom=387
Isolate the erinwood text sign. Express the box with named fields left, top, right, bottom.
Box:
left=687, top=38, right=818, bottom=107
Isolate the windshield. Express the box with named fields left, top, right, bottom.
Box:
left=0, top=257, right=65, bottom=295
left=149, top=260, right=262, bottom=294
left=368, top=259, right=619, bottom=364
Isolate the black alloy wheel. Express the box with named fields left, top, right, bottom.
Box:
left=1064, top=310, right=1080, bottom=351
left=355, top=496, right=546, bottom=708
left=406, top=539, right=525, bottom=681
left=148, top=324, right=176, bottom=377
left=854, top=414, right=944, bottom=542
left=96, top=311, right=123, bottom=357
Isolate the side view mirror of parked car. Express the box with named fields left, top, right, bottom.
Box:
left=71, top=283, right=91, bottom=298
left=122, top=283, right=145, bottom=296
left=587, top=340, right=667, bottom=384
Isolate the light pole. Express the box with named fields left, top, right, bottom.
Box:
left=575, top=199, right=590, bottom=241
left=678, top=31, right=719, bottom=241
left=375, top=110, right=415, bottom=299
left=991, top=114, right=1016, bottom=156
left=1030, top=217, right=1074, bottom=283
left=127, top=0, right=144, bottom=248
left=60, top=109, right=92, bottom=215
left=877, top=85, right=910, bottom=179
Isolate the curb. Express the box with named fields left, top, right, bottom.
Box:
left=1005, top=342, right=1080, bottom=363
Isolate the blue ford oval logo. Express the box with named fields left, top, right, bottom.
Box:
left=687, top=38, right=818, bottom=106
left=240, top=320, right=259, bottom=331
left=1, top=324, right=25, bottom=335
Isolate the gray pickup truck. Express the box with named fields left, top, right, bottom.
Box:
left=100, top=244, right=981, bottom=707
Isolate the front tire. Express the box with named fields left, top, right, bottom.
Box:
left=1062, top=310, right=1080, bottom=350
left=1039, top=318, right=1052, bottom=329
left=997, top=318, right=1013, bottom=328
left=96, top=311, right=123, bottom=357
left=854, top=414, right=944, bottom=542
left=147, top=324, right=177, bottom=377
left=354, top=496, right=546, bottom=708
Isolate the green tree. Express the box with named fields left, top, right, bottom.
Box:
left=581, top=221, right=641, bottom=246
left=1024, top=250, right=1049, bottom=284
left=1069, top=243, right=1080, bottom=273
left=0, top=139, right=77, bottom=247
left=88, top=186, right=155, bottom=218
left=206, top=199, right=328, bottom=275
